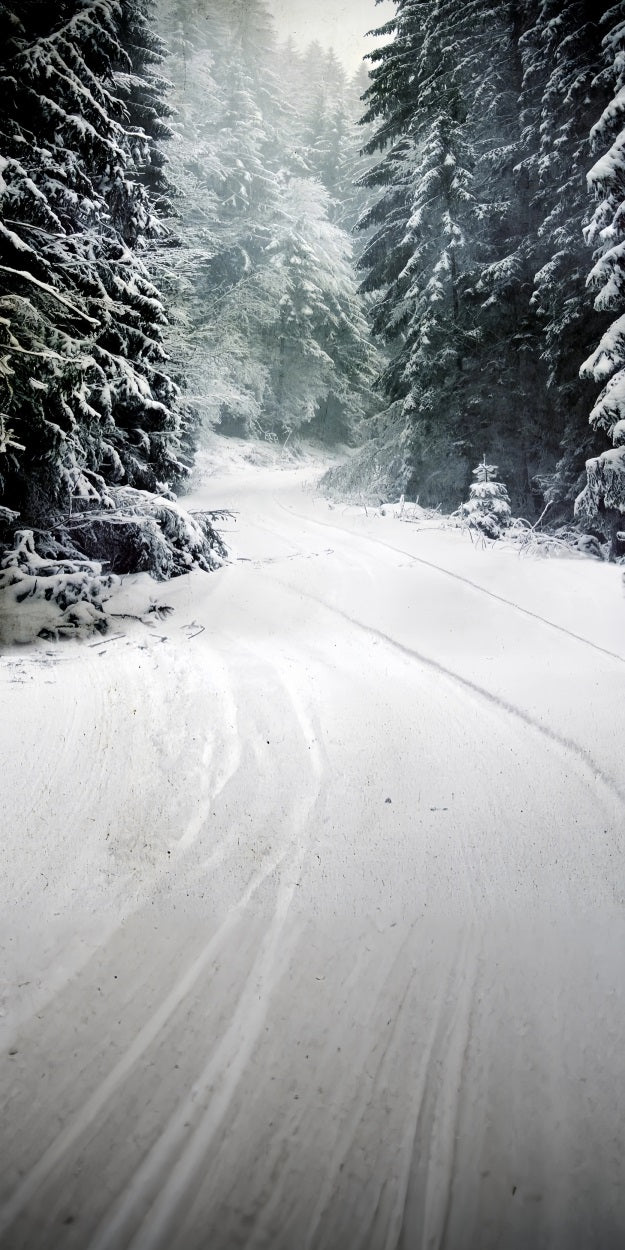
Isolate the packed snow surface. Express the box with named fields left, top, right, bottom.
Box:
left=1, top=439, right=625, bottom=1250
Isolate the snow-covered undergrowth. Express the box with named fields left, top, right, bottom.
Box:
left=0, top=530, right=115, bottom=645
left=322, top=450, right=613, bottom=562
left=319, top=408, right=409, bottom=505
left=322, top=492, right=613, bottom=568
left=0, top=488, right=228, bottom=645
left=56, top=487, right=228, bottom=581
left=324, top=496, right=449, bottom=532
left=500, top=519, right=606, bottom=560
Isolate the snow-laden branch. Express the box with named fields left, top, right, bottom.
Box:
left=0, top=266, right=100, bottom=326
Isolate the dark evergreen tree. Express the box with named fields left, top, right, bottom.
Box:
left=358, top=1, right=487, bottom=505
left=0, top=1, right=184, bottom=522
left=462, top=0, right=550, bottom=508
left=355, top=0, right=613, bottom=514
left=0, top=0, right=225, bottom=593
left=575, top=1, right=625, bottom=551
left=522, top=0, right=612, bottom=513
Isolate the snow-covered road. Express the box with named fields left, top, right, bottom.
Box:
left=2, top=447, right=625, bottom=1250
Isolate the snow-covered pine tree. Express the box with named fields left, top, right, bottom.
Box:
left=461, top=0, right=552, bottom=506
left=358, top=0, right=482, bottom=504
left=115, top=0, right=174, bottom=207
left=157, top=0, right=283, bottom=428
left=295, top=47, right=349, bottom=205
left=274, top=41, right=378, bottom=243
left=338, top=63, right=382, bottom=246
left=460, top=456, right=512, bottom=538
left=575, top=1, right=625, bottom=553
left=0, top=0, right=221, bottom=582
left=357, top=0, right=583, bottom=511
left=522, top=0, right=612, bottom=512
left=260, top=177, right=377, bottom=437
left=157, top=0, right=379, bottom=443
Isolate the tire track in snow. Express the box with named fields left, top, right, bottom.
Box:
left=265, top=575, right=625, bottom=811
left=384, top=942, right=479, bottom=1250
left=174, top=650, right=241, bottom=853
left=0, top=645, right=184, bottom=1052
left=277, top=500, right=625, bottom=667
left=87, top=852, right=302, bottom=1250
left=240, top=515, right=375, bottom=579
left=239, top=929, right=421, bottom=1250
left=420, top=952, right=480, bottom=1250
left=297, top=939, right=472, bottom=1250
left=86, top=662, right=325, bottom=1250
left=0, top=844, right=294, bottom=1245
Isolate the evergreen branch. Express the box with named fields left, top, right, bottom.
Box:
left=0, top=266, right=100, bottom=325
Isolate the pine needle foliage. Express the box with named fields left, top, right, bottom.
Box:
left=0, top=0, right=194, bottom=551
left=460, top=455, right=512, bottom=537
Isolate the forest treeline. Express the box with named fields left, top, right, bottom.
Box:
left=0, top=0, right=228, bottom=585
left=156, top=0, right=381, bottom=445
left=0, top=0, right=624, bottom=597
left=0, top=0, right=381, bottom=589
left=351, top=0, right=625, bottom=542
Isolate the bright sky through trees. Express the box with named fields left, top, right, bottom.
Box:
left=266, top=0, right=395, bottom=74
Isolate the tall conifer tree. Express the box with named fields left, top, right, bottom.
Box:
left=0, top=1, right=186, bottom=525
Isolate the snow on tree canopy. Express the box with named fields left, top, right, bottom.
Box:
left=155, top=0, right=381, bottom=444
left=576, top=1, right=625, bottom=549
left=0, top=0, right=222, bottom=588
left=460, top=456, right=512, bottom=539
left=356, top=0, right=560, bottom=510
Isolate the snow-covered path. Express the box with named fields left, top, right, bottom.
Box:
left=2, top=449, right=625, bottom=1250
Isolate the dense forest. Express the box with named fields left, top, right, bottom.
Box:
left=1, top=0, right=625, bottom=629
left=351, top=0, right=625, bottom=541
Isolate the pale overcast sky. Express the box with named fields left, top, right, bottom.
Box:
left=266, top=0, right=395, bottom=76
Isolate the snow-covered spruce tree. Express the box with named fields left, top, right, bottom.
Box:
left=461, top=0, right=554, bottom=507
left=460, top=457, right=512, bottom=538
left=157, top=0, right=379, bottom=443
left=156, top=0, right=290, bottom=435
left=260, top=177, right=378, bottom=438
left=522, top=0, right=613, bottom=512
left=358, top=0, right=485, bottom=505
left=337, top=64, right=383, bottom=247
left=177, top=174, right=378, bottom=441
left=273, top=41, right=378, bottom=245
left=294, top=46, right=350, bottom=207
left=357, top=0, right=610, bottom=512
left=575, top=2, right=625, bottom=553
left=0, top=0, right=222, bottom=584
left=115, top=0, right=174, bottom=208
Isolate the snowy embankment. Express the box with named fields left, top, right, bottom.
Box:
left=1, top=438, right=624, bottom=1250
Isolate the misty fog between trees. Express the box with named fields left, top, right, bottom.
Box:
left=2, top=0, right=625, bottom=594
left=1, top=4, right=625, bottom=1250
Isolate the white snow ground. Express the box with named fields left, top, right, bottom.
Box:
left=1, top=439, right=625, bottom=1250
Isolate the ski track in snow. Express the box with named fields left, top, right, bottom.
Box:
left=277, top=497, right=625, bottom=666
left=1, top=451, right=625, bottom=1250
left=265, top=571, right=625, bottom=811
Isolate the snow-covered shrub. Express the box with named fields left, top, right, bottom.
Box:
left=0, top=505, right=19, bottom=540
left=576, top=444, right=625, bottom=555
left=502, top=519, right=605, bottom=560
left=0, top=531, right=115, bottom=644
left=57, top=487, right=227, bottom=580
left=460, top=458, right=512, bottom=539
